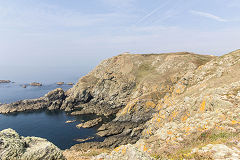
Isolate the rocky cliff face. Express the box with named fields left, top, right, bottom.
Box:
left=87, top=50, right=240, bottom=160
left=0, top=129, right=65, bottom=160
left=63, top=52, right=215, bottom=148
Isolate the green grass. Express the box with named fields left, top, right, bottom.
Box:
left=135, top=63, right=155, bottom=82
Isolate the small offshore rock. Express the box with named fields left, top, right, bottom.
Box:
left=0, top=80, right=11, bottom=83
left=57, top=82, right=64, bottom=85
left=67, top=82, right=74, bottom=85
left=65, top=120, right=76, bottom=124
left=29, top=82, right=42, bottom=86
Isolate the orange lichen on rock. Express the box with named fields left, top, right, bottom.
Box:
left=156, top=102, right=163, bottom=110
left=175, top=84, right=186, bottom=94
left=121, top=147, right=127, bottom=155
left=200, top=98, right=206, bottom=112
left=114, top=146, right=120, bottom=152
left=146, top=101, right=156, bottom=108
left=143, top=145, right=148, bottom=152
left=175, top=89, right=181, bottom=94
left=119, top=99, right=138, bottom=115
left=231, top=120, right=239, bottom=125
left=181, top=115, right=188, bottom=122
left=185, top=127, right=191, bottom=133
left=172, top=111, right=178, bottom=118
left=219, top=114, right=226, bottom=120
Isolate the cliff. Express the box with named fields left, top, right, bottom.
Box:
left=2, top=50, right=240, bottom=159
left=89, top=50, right=240, bottom=160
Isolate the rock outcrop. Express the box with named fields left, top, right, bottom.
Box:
left=76, top=117, right=102, bottom=128
left=0, top=88, right=66, bottom=113
left=0, top=128, right=65, bottom=160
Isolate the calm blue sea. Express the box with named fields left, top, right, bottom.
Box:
left=0, top=81, right=102, bottom=149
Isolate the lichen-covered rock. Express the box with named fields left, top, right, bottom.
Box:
left=0, top=128, right=65, bottom=160
left=192, top=144, right=240, bottom=160
left=93, top=144, right=153, bottom=160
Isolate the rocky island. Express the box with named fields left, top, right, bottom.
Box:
left=0, top=80, right=11, bottom=83
left=1, top=50, right=240, bottom=159
left=30, top=82, right=42, bottom=86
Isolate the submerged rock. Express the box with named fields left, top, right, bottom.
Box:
left=0, top=128, right=65, bottom=160
left=74, top=137, right=94, bottom=143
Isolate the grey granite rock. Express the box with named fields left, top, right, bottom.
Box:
left=0, top=128, right=65, bottom=160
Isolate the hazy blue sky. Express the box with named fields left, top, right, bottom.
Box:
left=0, top=0, right=240, bottom=68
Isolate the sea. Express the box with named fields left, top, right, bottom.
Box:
left=0, top=65, right=102, bottom=150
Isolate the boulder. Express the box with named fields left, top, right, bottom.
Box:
left=0, top=128, right=65, bottom=160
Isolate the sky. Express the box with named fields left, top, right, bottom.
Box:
left=0, top=0, right=240, bottom=71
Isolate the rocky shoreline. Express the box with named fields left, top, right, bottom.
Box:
left=1, top=50, right=240, bottom=159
